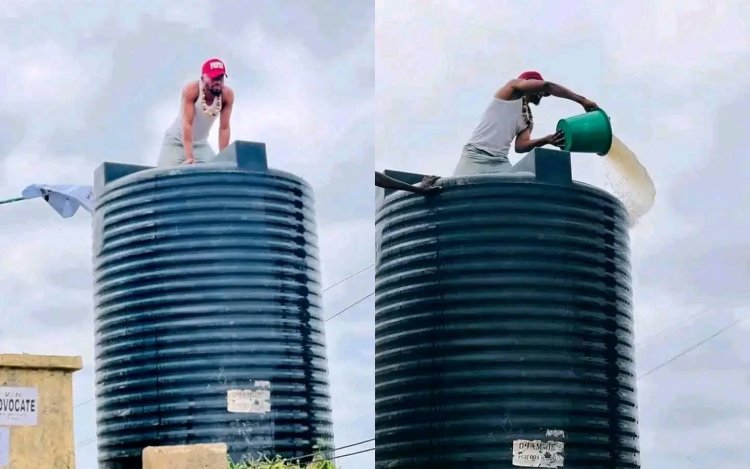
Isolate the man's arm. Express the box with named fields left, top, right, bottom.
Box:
left=375, top=172, right=439, bottom=195
left=501, top=79, right=598, bottom=111
left=181, top=84, right=197, bottom=163
left=515, top=128, right=565, bottom=153
left=219, top=88, right=234, bottom=151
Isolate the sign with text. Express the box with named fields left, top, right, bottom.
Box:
left=512, top=439, right=564, bottom=468
left=227, top=380, right=271, bottom=414
left=0, top=387, right=38, bottom=427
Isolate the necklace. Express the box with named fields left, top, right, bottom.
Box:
left=198, top=83, right=222, bottom=117
left=521, top=97, right=534, bottom=128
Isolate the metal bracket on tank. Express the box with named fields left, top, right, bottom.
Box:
left=213, top=141, right=268, bottom=171
left=382, top=169, right=429, bottom=197
left=511, top=148, right=573, bottom=186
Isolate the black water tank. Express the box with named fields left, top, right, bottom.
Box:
left=93, top=142, right=333, bottom=468
left=375, top=149, right=639, bottom=468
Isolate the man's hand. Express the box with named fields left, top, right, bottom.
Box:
left=416, top=175, right=441, bottom=195
left=544, top=130, right=566, bottom=149
left=580, top=98, right=598, bottom=112
left=183, top=157, right=196, bottom=165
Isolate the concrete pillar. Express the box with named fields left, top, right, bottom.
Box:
left=0, top=353, right=83, bottom=469
left=142, top=443, right=229, bottom=469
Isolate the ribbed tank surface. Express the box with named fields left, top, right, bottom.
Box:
left=375, top=158, right=638, bottom=468
left=92, top=144, right=333, bottom=468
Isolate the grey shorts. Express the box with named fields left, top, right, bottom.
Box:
left=453, top=144, right=512, bottom=176
left=157, top=135, right=216, bottom=167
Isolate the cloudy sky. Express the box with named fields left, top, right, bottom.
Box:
left=377, top=0, right=749, bottom=467
left=0, top=1, right=373, bottom=468
left=3, top=0, right=749, bottom=468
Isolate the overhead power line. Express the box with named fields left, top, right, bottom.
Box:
left=325, top=292, right=373, bottom=322
left=636, top=288, right=750, bottom=347
left=638, top=314, right=747, bottom=381
left=323, top=264, right=374, bottom=293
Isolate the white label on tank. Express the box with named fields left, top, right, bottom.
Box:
left=0, top=387, right=38, bottom=427
left=227, top=381, right=271, bottom=414
left=0, top=427, right=8, bottom=466
left=512, top=439, right=564, bottom=467
left=545, top=429, right=565, bottom=439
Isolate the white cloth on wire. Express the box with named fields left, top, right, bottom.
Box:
left=21, top=184, right=94, bottom=218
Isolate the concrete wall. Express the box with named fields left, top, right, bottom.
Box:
left=0, top=354, right=82, bottom=469
left=143, top=443, right=228, bottom=469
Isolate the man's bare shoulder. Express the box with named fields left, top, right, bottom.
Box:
left=181, top=81, right=200, bottom=100
left=222, top=85, right=235, bottom=103
left=494, top=79, right=522, bottom=100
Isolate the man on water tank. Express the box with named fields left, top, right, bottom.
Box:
left=452, top=71, right=598, bottom=176
left=157, top=58, right=235, bottom=166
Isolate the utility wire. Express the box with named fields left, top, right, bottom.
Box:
left=332, top=446, right=375, bottom=460
left=75, top=436, right=97, bottom=449
left=325, top=438, right=374, bottom=453
left=74, top=397, right=95, bottom=409
left=0, top=197, right=25, bottom=206
left=290, top=438, right=376, bottom=464
left=638, top=314, right=747, bottom=381
left=325, top=292, right=373, bottom=322
left=635, top=288, right=749, bottom=347
left=323, top=264, right=374, bottom=293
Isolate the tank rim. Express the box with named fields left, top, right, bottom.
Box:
left=100, top=162, right=314, bottom=194
left=379, top=173, right=627, bottom=214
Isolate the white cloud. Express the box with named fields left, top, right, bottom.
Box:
left=0, top=43, right=108, bottom=110
left=318, top=218, right=374, bottom=286
left=603, top=0, right=750, bottom=86
left=156, top=0, right=213, bottom=28
left=0, top=0, right=44, bottom=19
left=2, top=145, right=98, bottom=188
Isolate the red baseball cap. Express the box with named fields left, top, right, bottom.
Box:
left=518, top=70, right=543, bottom=81
left=202, top=58, right=228, bottom=79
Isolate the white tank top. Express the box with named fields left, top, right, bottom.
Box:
left=164, top=81, right=221, bottom=143
left=467, top=98, right=528, bottom=157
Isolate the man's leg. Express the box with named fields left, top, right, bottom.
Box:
left=453, top=144, right=511, bottom=176
left=192, top=141, right=217, bottom=163
left=157, top=137, right=187, bottom=167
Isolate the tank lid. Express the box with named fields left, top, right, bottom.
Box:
left=511, top=148, right=572, bottom=186
left=94, top=140, right=269, bottom=193
left=212, top=140, right=268, bottom=171
left=381, top=148, right=572, bottom=196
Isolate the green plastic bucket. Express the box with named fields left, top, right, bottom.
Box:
left=556, top=108, right=613, bottom=155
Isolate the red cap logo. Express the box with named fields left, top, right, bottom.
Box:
left=518, top=71, right=543, bottom=81
left=202, top=58, right=227, bottom=79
